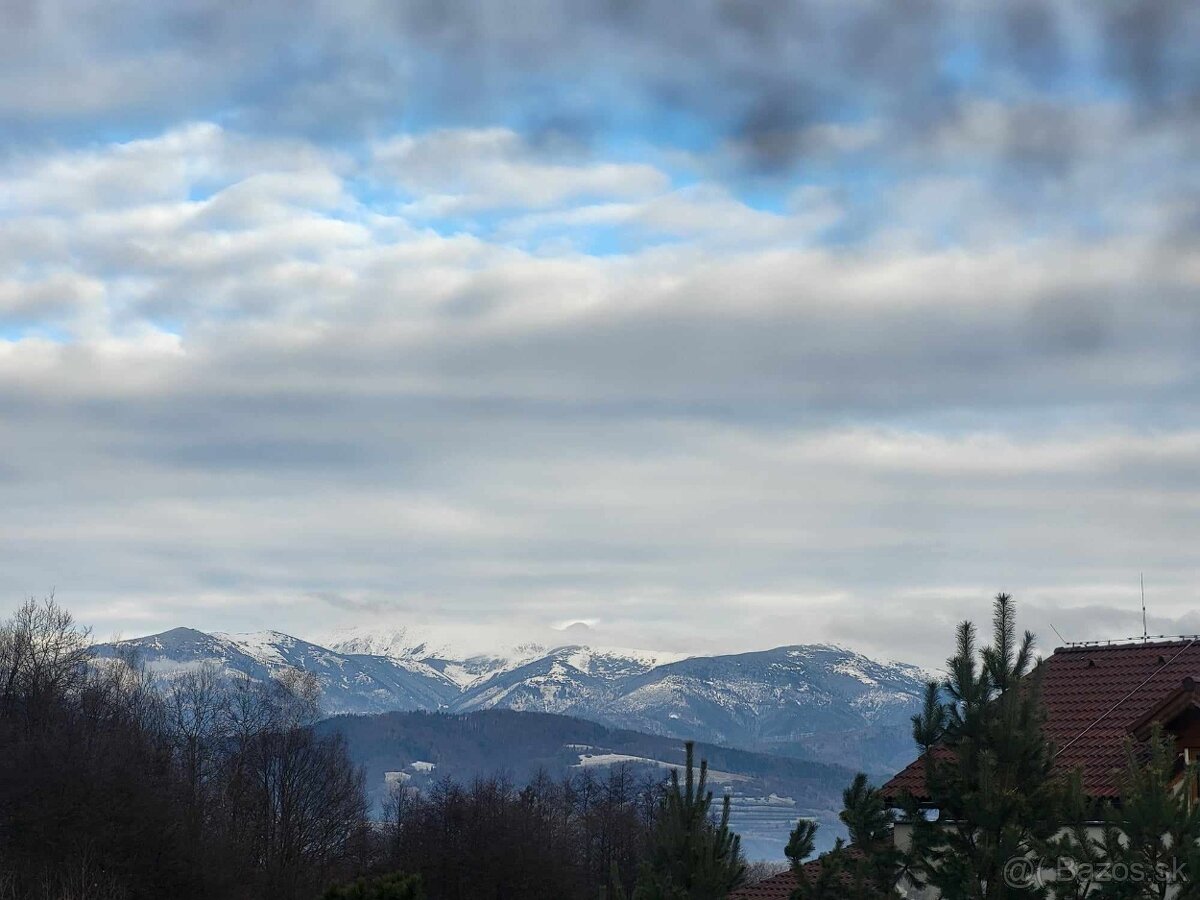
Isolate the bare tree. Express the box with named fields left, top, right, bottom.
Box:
left=166, top=662, right=233, bottom=838
left=0, top=596, right=91, bottom=723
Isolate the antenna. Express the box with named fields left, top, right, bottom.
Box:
left=1141, top=573, right=1148, bottom=642
left=1050, top=623, right=1068, bottom=646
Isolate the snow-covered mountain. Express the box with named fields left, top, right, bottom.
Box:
left=324, top=625, right=454, bottom=666
left=594, top=645, right=928, bottom=773
left=324, top=626, right=553, bottom=689
left=94, top=628, right=926, bottom=772
left=450, top=645, right=688, bottom=715
left=94, top=627, right=460, bottom=714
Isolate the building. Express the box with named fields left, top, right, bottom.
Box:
left=885, top=638, right=1200, bottom=820
left=731, top=637, right=1200, bottom=898
left=726, top=860, right=808, bottom=899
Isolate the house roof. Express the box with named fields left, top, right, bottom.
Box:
left=728, top=847, right=864, bottom=898
left=727, top=869, right=797, bottom=900
left=883, top=638, right=1200, bottom=801
left=1128, top=676, right=1200, bottom=739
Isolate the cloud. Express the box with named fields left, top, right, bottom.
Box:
left=0, top=5, right=1198, bottom=666
left=372, top=128, right=669, bottom=215
left=3, top=2, right=1195, bottom=168
left=0, top=121, right=1197, bottom=666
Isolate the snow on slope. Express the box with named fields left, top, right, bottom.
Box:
left=95, top=627, right=460, bottom=714
left=324, top=625, right=451, bottom=662
left=450, top=645, right=691, bottom=715
left=324, top=626, right=553, bottom=689
left=95, top=627, right=926, bottom=773
left=589, top=644, right=928, bottom=773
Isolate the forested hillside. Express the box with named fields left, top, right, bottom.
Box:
left=321, top=708, right=863, bottom=858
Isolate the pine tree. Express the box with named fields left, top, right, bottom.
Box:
left=1092, top=725, right=1200, bottom=900
left=903, top=593, right=1063, bottom=899
left=629, top=741, right=746, bottom=900
left=322, top=872, right=424, bottom=900
left=791, top=775, right=900, bottom=900
left=787, top=818, right=844, bottom=900
left=1038, top=770, right=1107, bottom=900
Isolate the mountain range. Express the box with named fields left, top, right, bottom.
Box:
left=95, top=625, right=929, bottom=773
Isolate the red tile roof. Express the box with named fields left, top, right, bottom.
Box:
left=728, top=869, right=797, bottom=900
left=729, top=848, right=865, bottom=898
left=883, top=638, right=1200, bottom=801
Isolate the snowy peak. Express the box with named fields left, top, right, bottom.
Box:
left=597, top=643, right=927, bottom=772
left=557, top=645, right=690, bottom=678
left=325, top=624, right=449, bottom=662
left=92, top=629, right=927, bottom=773
left=323, top=628, right=688, bottom=691
left=213, top=629, right=307, bottom=666
left=96, top=626, right=460, bottom=715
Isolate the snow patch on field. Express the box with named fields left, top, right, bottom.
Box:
left=574, top=753, right=749, bottom=783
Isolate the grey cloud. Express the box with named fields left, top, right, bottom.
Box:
left=3, top=0, right=1194, bottom=179
left=1103, top=0, right=1200, bottom=109
left=995, top=1, right=1067, bottom=85
left=1, top=6, right=1199, bottom=660
left=2, top=274, right=1199, bottom=656
left=822, top=596, right=1198, bottom=671
left=155, top=438, right=364, bottom=472
left=0, top=275, right=100, bottom=326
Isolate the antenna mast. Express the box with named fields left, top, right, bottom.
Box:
left=1141, top=573, right=1148, bottom=642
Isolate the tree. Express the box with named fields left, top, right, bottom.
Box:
left=0, top=595, right=91, bottom=724
left=0, top=598, right=193, bottom=898
left=323, top=872, right=424, bottom=900
left=790, top=775, right=900, bottom=900
left=166, top=662, right=232, bottom=838
left=630, top=741, right=745, bottom=900
left=1036, top=770, right=1107, bottom=900
left=787, top=818, right=844, bottom=900
left=839, top=774, right=902, bottom=898
left=232, top=722, right=367, bottom=899
left=0, top=596, right=379, bottom=900
left=1089, top=725, right=1200, bottom=899
left=903, top=593, right=1063, bottom=899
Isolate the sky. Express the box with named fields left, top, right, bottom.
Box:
left=1, top=0, right=1199, bottom=667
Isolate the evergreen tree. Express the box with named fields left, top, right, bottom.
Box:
left=791, top=775, right=900, bottom=900
left=903, top=593, right=1063, bottom=899
left=1091, top=725, right=1200, bottom=899
left=323, top=872, right=424, bottom=900
left=629, top=741, right=746, bottom=900
left=787, top=818, right=844, bottom=900
left=840, top=774, right=902, bottom=898
left=1037, top=770, right=1106, bottom=900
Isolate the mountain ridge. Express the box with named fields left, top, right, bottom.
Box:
left=95, top=626, right=928, bottom=772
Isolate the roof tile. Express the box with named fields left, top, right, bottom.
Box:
left=883, top=638, right=1200, bottom=800
left=727, top=870, right=798, bottom=899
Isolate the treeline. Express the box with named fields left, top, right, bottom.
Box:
left=382, top=769, right=659, bottom=899
left=0, top=599, right=747, bottom=900
left=0, top=598, right=368, bottom=899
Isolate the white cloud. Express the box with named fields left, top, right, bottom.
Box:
left=0, top=117, right=1196, bottom=667
left=372, top=128, right=671, bottom=214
